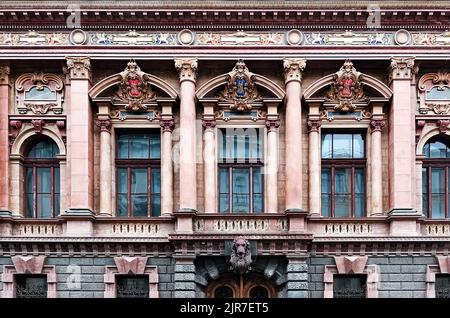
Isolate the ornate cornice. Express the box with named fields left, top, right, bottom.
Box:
left=95, top=119, right=112, bottom=133
left=388, top=57, right=418, bottom=83
left=370, top=119, right=386, bottom=133
left=66, top=57, right=92, bottom=81
left=307, top=119, right=322, bottom=133
left=283, top=58, right=306, bottom=84
left=160, top=118, right=175, bottom=132
left=174, top=58, right=198, bottom=83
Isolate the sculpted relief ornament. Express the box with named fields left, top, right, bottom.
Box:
left=418, top=72, right=450, bottom=114
left=326, top=59, right=366, bottom=112
left=220, top=59, right=260, bottom=111
left=15, top=72, right=64, bottom=114
left=229, top=236, right=252, bottom=275
left=114, top=59, right=156, bottom=112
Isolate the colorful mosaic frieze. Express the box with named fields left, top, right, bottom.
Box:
left=0, top=29, right=449, bottom=46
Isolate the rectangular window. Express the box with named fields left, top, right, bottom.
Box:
left=333, top=275, right=366, bottom=298
left=422, top=165, right=450, bottom=219
left=116, top=131, right=161, bottom=217
left=116, top=275, right=149, bottom=298
left=321, top=132, right=366, bottom=218
left=436, top=275, right=450, bottom=298
left=218, top=128, right=264, bottom=213
left=15, top=275, right=47, bottom=298
left=25, top=166, right=60, bottom=218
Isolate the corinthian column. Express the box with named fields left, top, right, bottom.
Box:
left=283, top=58, right=306, bottom=212
left=96, top=118, right=112, bottom=216
left=370, top=118, right=385, bottom=216
left=175, top=58, right=198, bottom=212
left=66, top=57, right=94, bottom=217
left=0, top=65, right=10, bottom=216
left=160, top=117, right=175, bottom=215
left=307, top=119, right=321, bottom=216
left=202, top=118, right=216, bottom=213
left=266, top=118, right=280, bottom=213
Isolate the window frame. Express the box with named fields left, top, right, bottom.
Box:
left=115, top=130, right=161, bottom=218
left=321, top=130, right=367, bottom=218
left=332, top=274, right=367, bottom=299
left=422, top=158, right=450, bottom=219
left=23, top=139, right=60, bottom=219
left=217, top=127, right=264, bottom=214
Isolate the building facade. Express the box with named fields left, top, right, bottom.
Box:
left=0, top=0, right=449, bottom=298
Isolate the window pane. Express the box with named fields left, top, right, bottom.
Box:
left=131, top=169, right=148, bottom=194
left=333, top=275, right=366, bottom=298
left=431, top=194, right=445, bottom=219
left=321, top=134, right=332, bottom=158
left=131, top=195, right=148, bottom=217
left=321, top=168, right=331, bottom=217
left=354, top=169, right=364, bottom=194
left=232, top=168, right=250, bottom=213
left=151, top=194, right=160, bottom=217
left=219, top=168, right=229, bottom=213
left=253, top=168, right=263, bottom=213
left=429, top=141, right=448, bottom=158
left=219, top=128, right=262, bottom=162
left=353, top=134, right=364, bottom=158
left=27, top=140, right=58, bottom=158
left=117, top=168, right=128, bottom=194
left=151, top=169, right=161, bottom=194
left=335, top=168, right=351, bottom=194
left=25, top=168, right=33, bottom=217
left=355, top=194, right=365, bottom=217
left=435, top=275, right=450, bottom=298
left=117, top=135, right=129, bottom=159
left=333, top=134, right=352, bottom=158
left=117, top=194, right=128, bottom=217
left=116, top=275, right=149, bottom=298
left=37, top=168, right=51, bottom=193
left=130, top=134, right=150, bottom=159
left=431, top=168, right=445, bottom=193
left=235, top=134, right=246, bottom=160
left=149, top=135, right=161, bottom=159
left=16, top=275, right=48, bottom=298
left=335, top=195, right=351, bottom=217
left=26, top=193, right=34, bottom=218
left=37, top=194, right=51, bottom=218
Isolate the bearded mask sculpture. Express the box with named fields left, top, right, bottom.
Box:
left=229, top=236, right=252, bottom=275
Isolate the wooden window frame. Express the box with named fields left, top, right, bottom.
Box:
left=115, top=130, right=161, bottom=218
left=422, top=158, right=450, bottom=219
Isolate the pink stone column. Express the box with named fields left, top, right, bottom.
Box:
left=65, top=57, right=94, bottom=215
left=388, top=57, right=417, bottom=213
left=370, top=119, right=385, bottom=216
left=160, top=117, right=175, bottom=215
left=308, top=119, right=322, bottom=216
left=266, top=118, right=280, bottom=213
left=0, top=65, right=10, bottom=215
left=202, top=119, right=216, bottom=213
left=175, top=59, right=198, bottom=212
left=96, top=118, right=112, bottom=216
left=283, top=58, right=306, bottom=212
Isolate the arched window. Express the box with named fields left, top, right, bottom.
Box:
left=422, top=138, right=450, bottom=219
left=24, top=138, right=60, bottom=218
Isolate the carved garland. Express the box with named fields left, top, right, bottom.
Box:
left=220, top=59, right=260, bottom=111
left=326, top=59, right=366, bottom=112
left=113, top=59, right=156, bottom=112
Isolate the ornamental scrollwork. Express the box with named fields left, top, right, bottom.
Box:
left=326, top=59, right=366, bottom=112
left=220, top=59, right=260, bottom=111
left=113, top=59, right=156, bottom=112
left=15, top=72, right=64, bottom=114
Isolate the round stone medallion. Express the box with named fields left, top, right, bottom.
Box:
left=177, top=29, right=195, bottom=45
left=286, top=29, right=303, bottom=46
left=69, top=29, right=88, bottom=45
left=394, top=29, right=411, bottom=46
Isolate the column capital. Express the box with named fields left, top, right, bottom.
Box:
left=66, top=57, right=92, bottom=82
left=0, top=64, right=10, bottom=84
left=95, top=118, right=112, bottom=133
left=283, top=58, right=306, bottom=84
left=202, top=118, right=216, bottom=131
left=265, top=118, right=280, bottom=132
left=388, top=57, right=418, bottom=84
left=174, top=58, right=198, bottom=83
left=160, top=118, right=175, bottom=132
left=370, top=118, right=386, bottom=133
left=307, top=119, right=322, bottom=133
